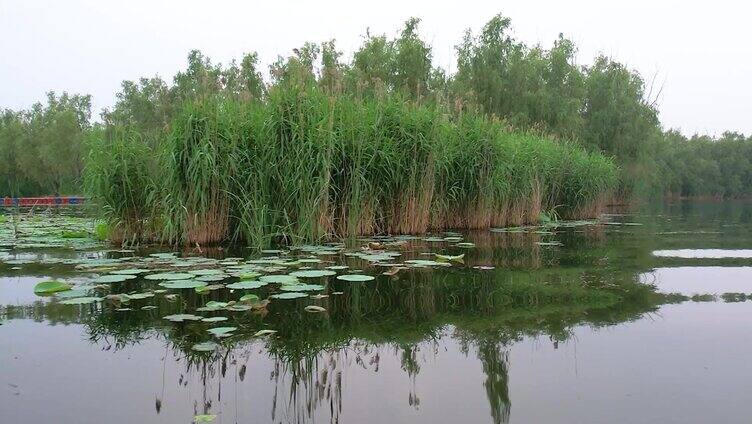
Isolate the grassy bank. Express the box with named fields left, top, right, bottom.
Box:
left=86, top=84, right=616, bottom=246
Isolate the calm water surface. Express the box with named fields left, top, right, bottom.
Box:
left=2, top=201, right=752, bottom=424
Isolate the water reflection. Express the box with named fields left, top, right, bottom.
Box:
left=3, top=201, right=752, bottom=423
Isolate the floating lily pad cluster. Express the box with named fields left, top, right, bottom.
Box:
left=12, top=213, right=602, bottom=354
left=0, top=214, right=101, bottom=252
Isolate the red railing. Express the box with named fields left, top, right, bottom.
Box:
left=2, top=196, right=86, bottom=207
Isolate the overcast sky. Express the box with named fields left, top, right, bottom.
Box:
left=1, top=0, right=749, bottom=136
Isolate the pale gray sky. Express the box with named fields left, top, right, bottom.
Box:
left=1, top=0, right=749, bottom=136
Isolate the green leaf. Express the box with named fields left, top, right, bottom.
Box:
left=270, top=292, right=308, bottom=299
left=289, top=270, right=336, bottom=278
left=34, top=280, right=72, bottom=295
left=207, top=326, right=237, bottom=337
left=434, top=253, right=465, bottom=262
left=191, top=342, right=218, bottom=353
left=305, top=305, right=326, bottom=313
left=188, top=269, right=225, bottom=276
left=226, top=280, right=268, bottom=290
left=195, top=274, right=229, bottom=282
left=60, top=296, right=103, bottom=305
left=158, top=280, right=208, bottom=289
left=163, top=314, right=202, bottom=322
left=201, top=317, right=228, bottom=323
left=280, top=284, right=323, bottom=292
left=111, top=268, right=150, bottom=275
left=95, top=274, right=136, bottom=283
left=336, top=274, right=375, bottom=282
left=259, top=274, right=300, bottom=284
left=239, top=294, right=260, bottom=302
left=144, top=272, right=195, bottom=281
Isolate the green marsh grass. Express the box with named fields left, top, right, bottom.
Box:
left=86, top=85, right=617, bottom=246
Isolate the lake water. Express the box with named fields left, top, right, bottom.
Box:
left=1, top=201, right=752, bottom=424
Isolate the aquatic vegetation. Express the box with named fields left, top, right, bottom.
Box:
left=163, top=314, right=202, bottom=322
left=305, top=305, right=326, bottom=313
left=144, top=272, right=195, bottom=280
left=4, top=209, right=718, bottom=376
left=253, top=330, right=278, bottom=337
left=721, top=292, right=748, bottom=303
left=289, top=270, right=337, bottom=278
left=191, top=341, right=218, bottom=352
left=111, top=268, right=150, bottom=275
left=202, top=316, right=228, bottom=322
left=336, top=274, right=375, bottom=282
left=34, top=280, right=72, bottom=295
left=86, top=84, right=617, bottom=247
left=158, top=280, right=208, bottom=289
left=271, top=292, right=308, bottom=299
left=239, top=294, right=260, bottom=302
left=0, top=214, right=101, bottom=251
left=280, top=284, right=324, bottom=292
left=94, top=274, right=136, bottom=283
left=259, top=275, right=299, bottom=284
left=60, top=296, right=102, bottom=305
left=207, top=326, right=237, bottom=337
left=435, top=253, right=465, bottom=262
left=226, top=281, right=267, bottom=290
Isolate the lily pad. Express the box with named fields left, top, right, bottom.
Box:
left=259, top=274, right=299, bottom=285
left=197, top=301, right=229, bottom=312
left=95, top=274, right=136, bottom=283
left=144, top=272, right=195, bottom=281
left=253, top=329, right=277, bottom=337
left=226, top=304, right=253, bottom=311
left=270, top=292, right=308, bottom=299
left=188, top=269, right=225, bottom=276
left=125, top=292, right=154, bottom=300
left=207, top=326, right=237, bottom=337
left=56, top=289, right=92, bottom=299
left=239, top=294, right=260, bottom=302
left=111, top=268, right=150, bottom=275
left=201, top=317, right=228, bottom=323
left=195, top=284, right=225, bottom=293
left=149, top=253, right=178, bottom=259
left=405, top=259, right=451, bottom=267
left=195, top=274, right=229, bottom=282
left=159, top=280, right=208, bottom=289
left=163, top=314, right=202, bottom=322
left=435, top=253, right=465, bottom=262
left=326, top=265, right=349, bottom=270
left=305, top=305, right=327, bottom=313
left=34, top=280, right=72, bottom=295
left=226, top=280, right=268, bottom=290
left=191, top=342, right=219, bottom=352
left=289, top=270, right=336, bottom=278
left=280, top=284, right=324, bottom=292
left=336, top=274, right=375, bottom=282
left=60, top=296, right=103, bottom=305
left=297, top=258, right=322, bottom=264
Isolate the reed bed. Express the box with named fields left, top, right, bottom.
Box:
left=86, top=85, right=617, bottom=246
